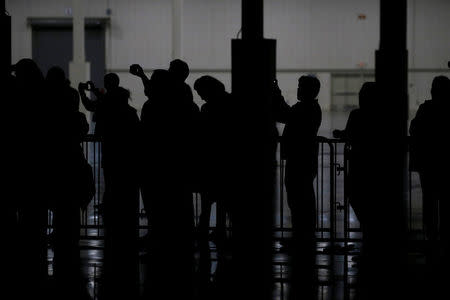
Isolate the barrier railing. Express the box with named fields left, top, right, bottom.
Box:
left=275, top=137, right=339, bottom=243
left=47, top=135, right=422, bottom=244
left=45, top=134, right=425, bottom=300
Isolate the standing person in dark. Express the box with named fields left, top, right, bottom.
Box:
left=168, top=59, right=194, bottom=105
left=130, top=63, right=199, bottom=239
left=274, top=75, right=322, bottom=241
left=135, top=68, right=196, bottom=300
left=3, top=66, right=21, bottom=299
left=78, top=73, right=120, bottom=215
left=194, top=76, right=235, bottom=247
left=11, top=59, right=50, bottom=299
left=409, top=76, right=450, bottom=298
left=130, top=60, right=198, bottom=114
left=78, top=72, right=120, bottom=127
left=410, top=76, right=450, bottom=246
left=273, top=75, right=322, bottom=299
left=333, top=82, right=377, bottom=226
left=168, top=59, right=200, bottom=195
left=95, top=87, right=141, bottom=299
left=130, top=59, right=195, bottom=105
left=45, top=66, right=91, bottom=299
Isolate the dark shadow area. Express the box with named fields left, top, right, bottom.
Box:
left=3, top=1, right=449, bottom=299
left=5, top=56, right=450, bottom=300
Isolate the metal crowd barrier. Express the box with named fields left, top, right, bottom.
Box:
left=44, top=134, right=424, bottom=300
left=275, top=137, right=341, bottom=242
left=80, top=135, right=104, bottom=238
left=46, top=135, right=422, bottom=243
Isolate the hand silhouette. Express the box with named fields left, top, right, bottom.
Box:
left=333, top=129, right=343, bottom=139
left=272, top=79, right=282, bottom=97
left=129, top=64, right=144, bottom=77
left=87, top=81, right=96, bottom=90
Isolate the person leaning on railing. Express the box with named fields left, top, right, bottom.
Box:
left=332, top=82, right=377, bottom=227
left=272, top=76, right=322, bottom=253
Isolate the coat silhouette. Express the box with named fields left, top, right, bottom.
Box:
left=95, top=86, right=141, bottom=299
left=194, top=75, right=237, bottom=246
left=410, top=75, right=450, bottom=242
left=138, top=68, right=197, bottom=300
left=79, top=72, right=120, bottom=127
left=11, top=58, right=50, bottom=298
left=333, top=82, right=378, bottom=225
left=45, top=66, right=91, bottom=299
left=273, top=75, right=322, bottom=299
left=275, top=76, right=322, bottom=235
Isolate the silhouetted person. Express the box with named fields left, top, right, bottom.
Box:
left=130, top=60, right=197, bottom=111
left=333, top=82, right=378, bottom=226
left=12, top=58, right=50, bottom=299
left=332, top=82, right=379, bottom=298
left=194, top=76, right=235, bottom=248
left=410, top=76, right=450, bottom=245
left=168, top=59, right=201, bottom=199
left=129, top=64, right=156, bottom=235
left=136, top=69, right=197, bottom=300
left=79, top=72, right=120, bottom=128
left=95, top=87, right=140, bottom=299
left=130, top=63, right=199, bottom=239
left=78, top=74, right=120, bottom=220
left=169, top=59, right=195, bottom=105
left=45, top=66, right=91, bottom=299
left=3, top=65, right=21, bottom=299
left=273, top=75, right=322, bottom=299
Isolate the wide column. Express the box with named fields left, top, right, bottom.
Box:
left=361, top=1, right=408, bottom=299
left=1, top=0, right=10, bottom=75
left=2, top=1, right=16, bottom=296
left=230, top=1, right=276, bottom=300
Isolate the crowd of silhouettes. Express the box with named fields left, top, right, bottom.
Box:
left=5, top=56, right=450, bottom=300
left=6, top=59, right=92, bottom=299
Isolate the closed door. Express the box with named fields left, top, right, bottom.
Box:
left=32, top=24, right=105, bottom=88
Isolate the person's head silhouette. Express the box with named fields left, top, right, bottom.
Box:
left=431, top=75, right=450, bottom=102
left=104, top=73, right=120, bottom=92
left=169, top=59, right=189, bottom=82
left=193, top=75, right=225, bottom=102
left=109, top=86, right=131, bottom=106
left=297, top=75, right=320, bottom=102
left=13, top=58, right=44, bottom=84
left=147, top=69, right=171, bottom=98
left=46, top=66, right=66, bottom=86
left=359, top=82, right=377, bottom=111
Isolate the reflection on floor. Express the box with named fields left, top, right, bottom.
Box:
left=46, top=230, right=436, bottom=300
left=47, top=237, right=365, bottom=299
left=41, top=111, right=432, bottom=299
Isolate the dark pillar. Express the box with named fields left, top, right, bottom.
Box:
left=229, top=1, right=276, bottom=300
left=1, top=0, right=11, bottom=74
left=376, top=0, right=408, bottom=136
left=241, top=0, right=263, bottom=39
left=362, top=0, right=408, bottom=299
left=2, top=1, right=15, bottom=298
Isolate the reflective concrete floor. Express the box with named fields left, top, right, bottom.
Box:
left=44, top=111, right=429, bottom=299
left=47, top=238, right=364, bottom=299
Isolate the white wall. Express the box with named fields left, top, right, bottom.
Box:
left=265, top=0, right=380, bottom=70
left=6, top=0, right=450, bottom=114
